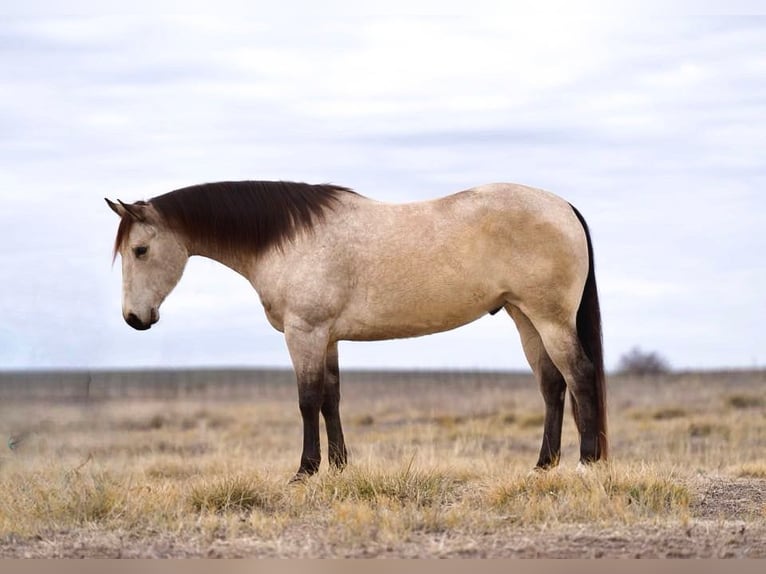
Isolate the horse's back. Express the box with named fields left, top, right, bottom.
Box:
left=316, top=183, right=590, bottom=341
left=424, top=183, right=588, bottom=277
left=440, top=182, right=578, bottom=225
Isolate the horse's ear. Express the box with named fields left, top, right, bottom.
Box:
left=118, top=200, right=148, bottom=222
left=105, top=199, right=150, bottom=222
left=105, top=198, right=124, bottom=217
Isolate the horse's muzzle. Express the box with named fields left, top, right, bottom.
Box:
left=125, top=309, right=158, bottom=331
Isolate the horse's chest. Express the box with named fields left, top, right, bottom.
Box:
left=259, top=296, right=285, bottom=332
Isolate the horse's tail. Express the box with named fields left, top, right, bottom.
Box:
left=569, top=204, right=608, bottom=460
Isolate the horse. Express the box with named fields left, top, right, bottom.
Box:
left=106, top=180, right=607, bottom=481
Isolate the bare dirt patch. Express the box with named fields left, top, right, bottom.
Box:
left=693, top=477, right=766, bottom=521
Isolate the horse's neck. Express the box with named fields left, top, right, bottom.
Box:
left=183, top=232, right=257, bottom=280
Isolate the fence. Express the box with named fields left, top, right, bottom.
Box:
left=0, top=369, right=529, bottom=401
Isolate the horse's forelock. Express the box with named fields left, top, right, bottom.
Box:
left=112, top=215, right=135, bottom=262
left=111, top=200, right=154, bottom=262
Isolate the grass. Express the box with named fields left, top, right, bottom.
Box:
left=487, top=465, right=692, bottom=524
left=189, top=474, right=282, bottom=514
left=0, top=458, right=698, bottom=550
left=317, top=464, right=465, bottom=506
left=0, top=370, right=764, bottom=557
left=725, top=394, right=764, bottom=409
left=0, top=466, right=126, bottom=534
left=732, top=461, right=766, bottom=479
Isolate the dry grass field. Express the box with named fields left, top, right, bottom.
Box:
left=0, top=369, right=764, bottom=558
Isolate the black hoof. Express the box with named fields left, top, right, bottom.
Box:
left=288, top=473, right=307, bottom=485
left=535, top=456, right=560, bottom=470
left=288, top=463, right=319, bottom=484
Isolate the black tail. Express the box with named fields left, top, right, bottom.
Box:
left=569, top=204, right=608, bottom=460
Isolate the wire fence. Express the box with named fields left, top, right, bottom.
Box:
left=2, top=368, right=760, bottom=403
left=0, top=368, right=531, bottom=402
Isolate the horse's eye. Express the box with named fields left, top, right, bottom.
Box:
left=133, top=246, right=148, bottom=258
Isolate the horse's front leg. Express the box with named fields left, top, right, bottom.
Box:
left=285, top=324, right=329, bottom=482
left=323, top=341, right=347, bottom=470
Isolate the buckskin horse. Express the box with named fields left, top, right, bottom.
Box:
left=106, top=181, right=607, bottom=481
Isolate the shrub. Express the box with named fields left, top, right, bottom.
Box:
left=617, top=347, right=671, bottom=376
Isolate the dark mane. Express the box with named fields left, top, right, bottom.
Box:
left=113, top=181, right=355, bottom=259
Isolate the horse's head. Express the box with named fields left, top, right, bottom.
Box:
left=106, top=199, right=188, bottom=330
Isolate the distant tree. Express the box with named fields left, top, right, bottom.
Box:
left=617, top=347, right=671, bottom=376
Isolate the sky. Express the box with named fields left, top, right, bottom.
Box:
left=1, top=3, right=764, bottom=372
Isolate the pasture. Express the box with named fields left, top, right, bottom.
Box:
left=0, top=369, right=764, bottom=558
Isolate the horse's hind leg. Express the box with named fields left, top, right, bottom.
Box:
left=322, top=341, right=348, bottom=470
left=530, top=317, right=602, bottom=464
left=506, top=305, right=567, bottom=469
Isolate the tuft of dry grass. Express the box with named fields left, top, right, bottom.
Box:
left=0, top=466, right=127, bottom=534
left=310, top=464, right=465, bottom=508
left=517, top=412, right=545, bottom=428
left=189, top=474, right=283, bottom=514
left=688, top=421, right=731, bottom=439
left=725, top=394, right=764, bottom=409
left=650, top=407, right=689, bottom=421
left=486, top=464, right=692, bottom=525
left=732, top=461, right=766, bottom=479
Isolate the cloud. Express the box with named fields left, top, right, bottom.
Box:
left=1, top=10, right=764, bottom=371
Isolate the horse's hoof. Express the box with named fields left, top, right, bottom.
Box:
left=288, top=468, right=319, bottom=484
left=288, top=473, right=306, bottom=485
left=532, top=458, right=559, bottom=473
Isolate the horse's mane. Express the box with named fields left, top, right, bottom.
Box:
left=113, top=181, right=355, bottom=259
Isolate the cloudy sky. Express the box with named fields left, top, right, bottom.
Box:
left=1, top=3, right=764, bottom=372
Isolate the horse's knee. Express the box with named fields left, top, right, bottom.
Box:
left=298, top=383, right=323, bottom=413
